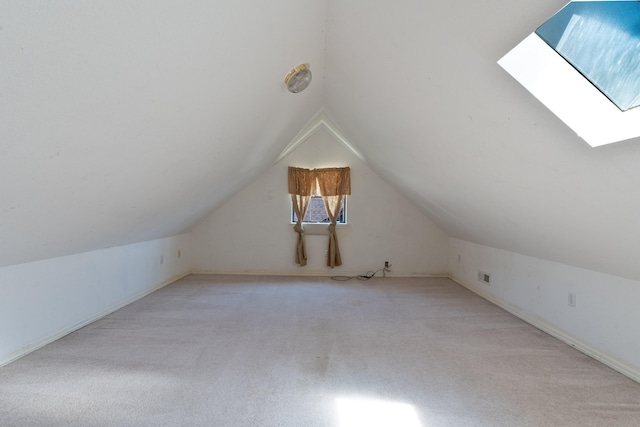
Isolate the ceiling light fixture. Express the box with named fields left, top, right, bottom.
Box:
left=284, top=64, right=312, bottom=93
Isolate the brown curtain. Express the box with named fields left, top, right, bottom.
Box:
left=315, top=167, right=351, bottom=268
left=288, top=167, right=314, bottom=266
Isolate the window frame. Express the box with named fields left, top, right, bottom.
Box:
left=290, top=195, right=347, bottom=225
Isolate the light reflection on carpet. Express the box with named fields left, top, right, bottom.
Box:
left=336, top=395, right=423, bottom=427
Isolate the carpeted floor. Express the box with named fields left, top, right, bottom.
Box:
left=1, top=275, right=639, bottom=426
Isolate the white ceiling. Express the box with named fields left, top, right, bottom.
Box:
left=3, top=1, right=640, bottom=281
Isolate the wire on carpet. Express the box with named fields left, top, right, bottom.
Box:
left=331, top=268, right=386, bottom=281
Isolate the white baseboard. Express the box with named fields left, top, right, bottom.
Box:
left=190, top=269, right=449, bottom=278
left=0, top=271, right=190, bottom=368
left=449, top=273, right=640, bottom=384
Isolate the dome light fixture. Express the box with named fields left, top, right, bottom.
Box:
left=284, top=64, right=312, bottom=93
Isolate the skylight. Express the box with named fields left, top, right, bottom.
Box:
left=499, top=0, right=640, bottom=147
left=536, top=1, right=640, bottom=111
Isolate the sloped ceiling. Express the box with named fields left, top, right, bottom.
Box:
left=323, top=0, right=640, bottom=281
left=4, top=1, right=640, bottom=281
left=1, top=1, right=326, bottom=266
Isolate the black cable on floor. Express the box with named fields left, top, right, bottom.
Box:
left=331, top=268, right=386, bottom=281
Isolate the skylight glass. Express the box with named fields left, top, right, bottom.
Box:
left=535, top=1, right=640, bottom=111
left=498, top=0, right=640, bottom=147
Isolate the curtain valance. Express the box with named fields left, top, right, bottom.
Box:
left=287, top=166, right=351, bottom=196
left=288, top=166, right=316, bottom=196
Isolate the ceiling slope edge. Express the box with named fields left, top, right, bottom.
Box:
left=275, top=108, right=364, bottom=164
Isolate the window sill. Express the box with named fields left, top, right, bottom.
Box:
left=294, top=223, right=348, bottom=235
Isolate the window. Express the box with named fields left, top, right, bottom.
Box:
left=288, top=165, right=350, bottom=267
left=536, top=1, right=640, bottom=112
left=291, top=195, right=347, bottom=224
left=498, top=0, right=640, bottom=147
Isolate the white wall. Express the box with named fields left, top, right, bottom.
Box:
left=190, top=129, right=449, bottom=276
left=0, top=234, right=191, bottom=366
left=449, top=238, right=640, bottom=382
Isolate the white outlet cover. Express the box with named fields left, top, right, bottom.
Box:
left=568, top=292, right=577, bottom=307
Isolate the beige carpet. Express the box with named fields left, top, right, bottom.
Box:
left=1, top=275, right=639, bottom=426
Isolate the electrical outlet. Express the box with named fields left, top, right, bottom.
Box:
left=568, top=292, right=576, bottom=307
left=383, top=261, right=391, bottom=277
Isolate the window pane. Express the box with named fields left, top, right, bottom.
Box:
left=292, top=196, right=346, bottom=223
left=535, top=1, right=640, bottom=111
left=304, top=197, right=330, bottom=222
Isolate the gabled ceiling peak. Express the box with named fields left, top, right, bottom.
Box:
left=275, top=108, right=364, bottom=164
